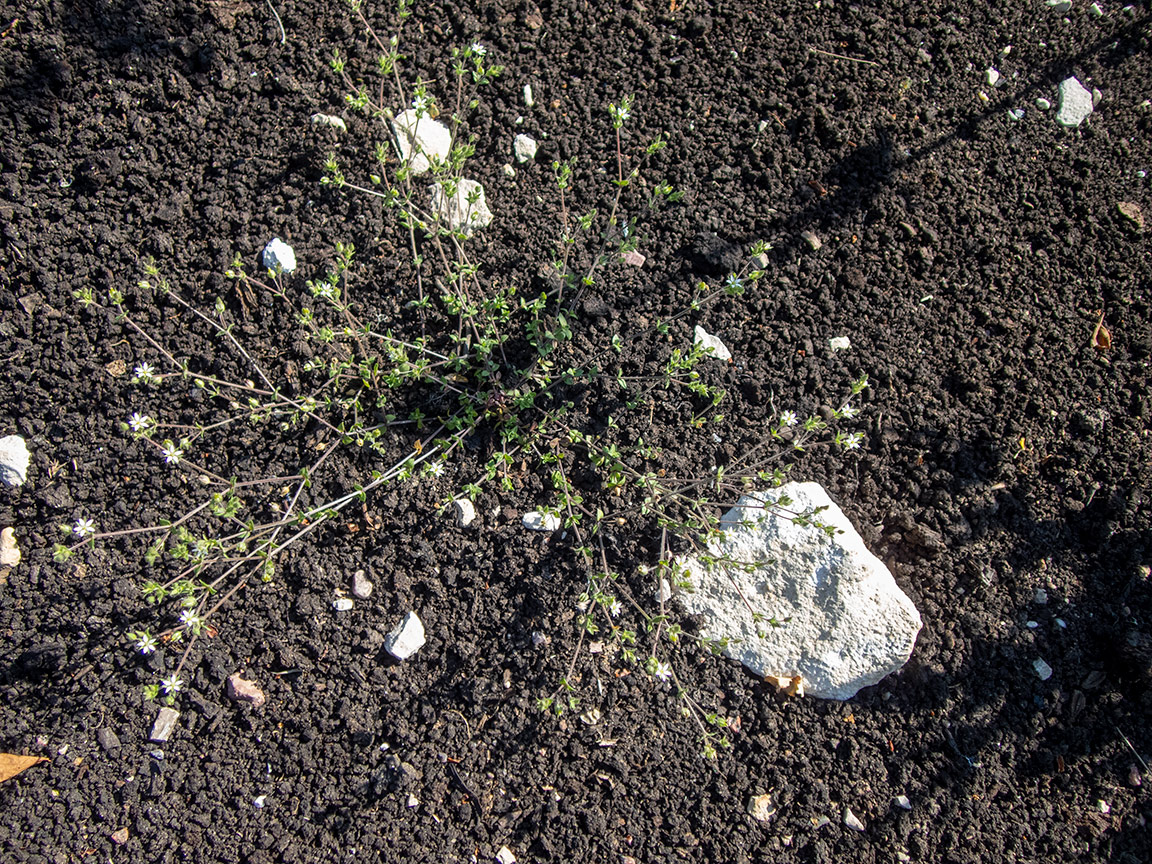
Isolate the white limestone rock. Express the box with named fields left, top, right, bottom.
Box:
left=430, top=178, right=493, bottom=236
left=522, top=510, right=560, bottom=532
left=454, top=498, right=477, bottom=527
left=674, top=482, right=922, bottom=700
left=693, top=326, right=731, bottom=361
left=1056, top=77, right=1094, bottom=127
left=385, top=611, right=426, bottom=661
left=513, top=133, right=537, bottom=163
left=390, top=108, right=452, bottom=175
left=261, top=238, right=296, bottom=273
left=0, top=435, right=30, bottom=487
left=310, top=113, right=347, bottom=132
left=0, top=527, right=20, bottom=567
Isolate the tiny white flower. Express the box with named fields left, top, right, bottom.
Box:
left=844, top=432, right=865, bottom=451
left=470, top=42, right=487, bottom=56
left=134, top=362, right=157, bottom=382
left=653, top=660, right=672, bottom=682
left=618, top=106, right=632, bottom=121
left=128, top=412, right=151, bottom=432
left=778, top=410, right=799, bottom=428
left=840, top=404, right=859, bottom=419
left=72, top=517, right=96, bottom=537
left=160, top=674, right=184, bottom=695
left=608, top=598, right=622, bottom=618
left=161, top=441, right=183, bottom=465
left=135, top=633, right=157, bottom=655
left=412, top=94, right=431, bottom=114
left=179, top=610, right=204, bottom=632
left=427, top=461, right=445, bottom=478
left=724, top=274, right=743, bottom=291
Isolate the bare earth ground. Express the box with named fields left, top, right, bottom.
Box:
left=2, top=1, right=1151, bottom=862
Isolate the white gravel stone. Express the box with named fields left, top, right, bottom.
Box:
left=674, top=482, right=923, bottom=700
left=523, top=84, right=534, bottom=107
left=622, top=250, right=646, bottom=267
left=1056, top=77, right=1094, bottom=127
left=0, top=435, right=31, bottom=486
left=332, top=597, right=354, bottom=612
left=986, top=68, right=1000, bottom=87
left=495, top=847, right=516, bottom=864
left=149, top=707, right=180, bottom=743
left=1034, top=588, right=1049, bottom=605
left=1034, top=658, right=1054, bottom=681
left=1092, top=88, right=1103, bottom=107
left=390, top=108, right=452, bottom=175
left=843, top=807, right=866, bottom=832
left=0, top=527, right=20, bottom=567
left=1047, top=0, right=1072, bottom=12
left=657, top=578, right=673, bottom=604
left=801, top=230, right=823, bottom=251
left=1089, top=2, right=1103, bottom=16
left=522, top=511, right=560, bottom=532
left=829, top=336, right=851, bottom=351
left=310, top=113, right=347, bottom=132
left=1036, top=97, right=1052, bottom=110
left=454, top=498, right=477, bottom=528
left=894, top=795, right=912, bottom=810
left=502, top=163, right=516, bottom=177
left=513, top=133, right=537, bottom=163
left=261, top=238, right=296, bottom=273
left=693, top=325, right=732, bottom=361
left=385, top=611, right=426, bottom=661
left=351, top=569, right=373, bottom=599
left=430, top=178, right=493, bottom=236
left=748, top=794, right=777, bottom=822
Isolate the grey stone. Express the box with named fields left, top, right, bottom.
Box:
left=522, top=511, right=560, bottom=532
left=1056, top=77, right=1094, bottom=127
left=149, top=707, right=180, bottom=743
left=225, top=673, right=266, bottom=707
left=454, top=498, right=477, bottom=527
left=513, top=134, right=537, bottom=163
left=351, top=569, right=373, bottom=599
left=693, top=326, right=731, bottom=361
left=96, top=728, right=121, bottom=753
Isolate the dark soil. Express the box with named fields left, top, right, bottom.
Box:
left=2, top=0, right=1152, bottom=861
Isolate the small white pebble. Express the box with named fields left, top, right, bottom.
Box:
left=496, top=846, right=517, bottom=864
left=843, top=807, right=866, bottom=832
left=978, top=91, right=990, bottom=104
left=1026, top=620, right=1039, bottom=629
left=502, top=163, right=516, bottom=177
left=332, top=597, right=354, bottom=612
left=894, top=795, right=912, bottom=810
left=1055, top=618, right=1067, bottom=628
left=1096, top=800, right=1110, bottom=814
left=523, top=84, right=534, bottom=107
left=406, top=794, right=420, bottom=808
left=829, top=336, right=851, bottom=351
left=1089, top=2, right=1103, bottom=16
left=1092, top=88, right=1103, bottom=108
left=1034, top=588, right=1049, bottom=605
left=253, top=795, right=267, bottom=808
left=1036, top=97, right=1052, bottom=110
left=1034, top=658, right=1054, bottom=681
left=986, top=68, right=1000, bottom=87
left=261, top=238, right=297, bottom=274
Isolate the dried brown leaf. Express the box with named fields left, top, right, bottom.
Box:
left=1092, top=311, right=1111, bottom=351
left=0, top=753, right=48, bottom=783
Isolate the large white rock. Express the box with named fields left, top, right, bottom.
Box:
left=674, top=482, right=922, bottom=699
left=693, top=325, right=731, bottom=361
left=385, top=611, right=427, bottom=661
left=430, top=178, right=493, bottom=236
left=390, top=109, right=451, bottom=175
left=261, top=238, right=296, bottom=273
left=1056, top=77, right=1094, bottom=128
left=0, top=435, right=30, bottom=487
left=513, top=134, right=537, bottom=163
